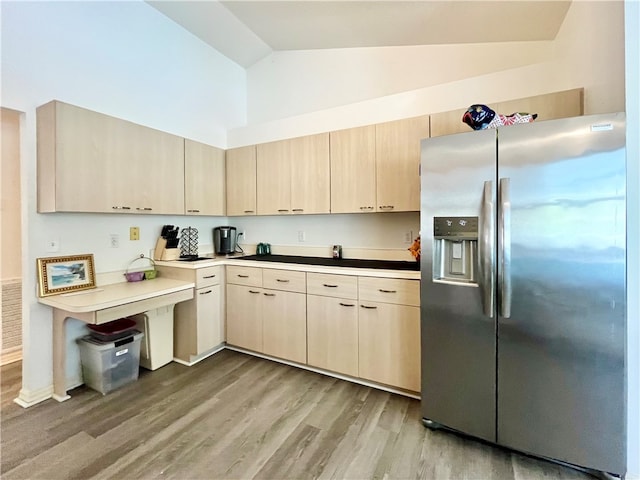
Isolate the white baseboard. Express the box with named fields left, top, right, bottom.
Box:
left=14, top=385, right=54, bottom=408
left=173, top=344, right=225, bottom=367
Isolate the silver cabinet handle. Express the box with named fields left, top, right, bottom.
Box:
left=277, top=209, right=289, bottom=213
left=359, top=206, right=374, bottom=210
left=276, top=279, right=290, bottom=283
left=339, top=302, right=355, bottom=307
left=378, top=289, right=396, bottom=293
left=481, top=180, right=495, bottom=318
left=199, top=290, right=212, bottom=295
left=323, top=284, right=338, bottom=288
left=498, top=177, right=512, bottom=318
left=249, top=290, right=260, bottom=294
left=263, top=292, right=276, bottom=297
left=379, top=205, right=394, bottom=210
left=243, top=210, right=255, bottom=213
left=136, top=207, right=152, bottom=211
left=187, top=209, right=200, bottom=213
left=203, top=274, right=216, bottom=279
left=292, top=209, right=304, bottom=212
left=237, top=274, right=249, bottom=278
left=360, top=305, right=378, bottom=309
left=112, top=206, right=131, bottom=210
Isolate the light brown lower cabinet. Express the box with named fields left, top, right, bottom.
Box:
left=306, top=294, right=359, bottom=377
left=226, top=267, right=307, bottom=364
left=226, top=284, right=263, bottom=353
left=358, top=301, right=421, bottom=392
left=226, top=266, right=420, bottom=393
left=158, top=265, right=224, bottom=364
left=262, top=289, right=307, bottom=364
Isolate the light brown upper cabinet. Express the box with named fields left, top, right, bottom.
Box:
left=375, top=115, right=429, bottom=213
left=226, top=145, right=257, bottom=216
left=184, top=139, right=225, bottom=216
left=257, top=133, right=330, bottom=215
left=430, top=88, right=585, bottom=138
left=330, top=125, right=377, bottom=214
left=37, top=100, right=184, bottom=214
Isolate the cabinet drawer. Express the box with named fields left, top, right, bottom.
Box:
left=307, top=273, right=357, bottom=299
left=358, top=277, right=420, bottom=306
left=196, top=266, right=221, bottom=288
left=263, top=268, right=306, bottom=293
left=226, top=265, right=262, bottom=287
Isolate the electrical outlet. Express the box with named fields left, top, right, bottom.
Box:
left=238, top=230, right=246, bottom=242
left=298, top=230, right=306, bottom=242
left=110, top=234, right=119, bottom=248
left=130, top=226, right=140, bottom=241
left=46, top=240, right=60, bottom=252
left=404, top=230, right=414, bottom=244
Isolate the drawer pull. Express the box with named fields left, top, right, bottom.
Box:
left=249, top=290, right=260, bottom=294
left=199, top=290, right=212, bottom=295
left=136, top=207, right=153, bottom=211
left=203, top=274, right=216, bottom=279
left=339, top=302, right=355, bottom=307
left=379, top=205, right=394, bottom=210
left=292, top=209, right=304, bottom=212
left=276, top=279, right=290, bottom=283
left=263, top=293, right=276, bottom=297
left=323, top=284, right=338, bottom=288
left=277, top=209, right=289, bottom=213
left=112, top=206, right=131, bottom=210
left=187, top=209, right=200, bottom=213
left=360, top=305, right=378, bottom=309
left=237, top=274, right=249, bottom=278
left=243, top=210, right=255, bottom=213
left=379, top=289, right=397, bottom=293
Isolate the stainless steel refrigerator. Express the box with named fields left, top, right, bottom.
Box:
left=420, top=113, right=626, bottom=476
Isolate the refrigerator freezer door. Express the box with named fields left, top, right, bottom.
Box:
left=420, top=128, right=497, bottom=442
left=496, top=114, right=626, bottom=474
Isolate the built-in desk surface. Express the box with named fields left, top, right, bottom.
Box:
left=38, top=278, right=194, bottom=403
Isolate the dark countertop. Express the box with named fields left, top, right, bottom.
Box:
left=238, top=254, right=420, bottom=271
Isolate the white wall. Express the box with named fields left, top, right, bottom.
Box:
left=231, top=0, right=625, bottom=147
left=0, top=0, right=245, bottom=401
left=247, top=41, right=553, bottom=123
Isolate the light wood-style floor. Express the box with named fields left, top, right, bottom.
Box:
left=1, top=350, right=593, bottom=480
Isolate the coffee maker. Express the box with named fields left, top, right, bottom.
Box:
left=213, top=226, right=237, bottom=255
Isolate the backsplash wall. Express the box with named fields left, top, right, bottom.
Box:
left=229, top=212, right=420, bottom=251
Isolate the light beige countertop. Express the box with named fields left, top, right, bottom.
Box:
left=155, top=256, right=420, bottom=280
left=39, top=277, right=195, bottom=313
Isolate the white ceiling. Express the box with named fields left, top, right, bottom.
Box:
left=147, top=1, right=572, bottom=68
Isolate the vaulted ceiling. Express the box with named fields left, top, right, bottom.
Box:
left=146, top=1, right=572, bottom=68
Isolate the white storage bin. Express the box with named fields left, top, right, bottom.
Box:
left=77, top=331, right=143, bottom=394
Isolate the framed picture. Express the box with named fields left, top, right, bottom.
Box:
left=37, top=254, right=96, bottom=297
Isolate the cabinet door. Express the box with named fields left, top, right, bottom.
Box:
left=262, top=289, right=307, bottom=363
left=290, top=133, right=330, bottom=214
left=226, top=145, right=257, bottom=216
left=358, top=301, right=420, bottom=391
left=37, top=100, right=184, bottom=214
left=38, top=101, right=123, bottom=213
left=129, top=122, right=184, bottom=214
left=375, top=115, right=429, bottom=212
left=330, top=125, right=376, bottom=213
left=196, top=284, right=222, bottom=354
left=257, top=140, right=291, bottom=215
left=496, top=88, right=584, bottom=123
left=185, top=139, right=225, bottom=215
left=307, top=295, right=358, bottom=377
left=226, top=284, right=263, bottom=352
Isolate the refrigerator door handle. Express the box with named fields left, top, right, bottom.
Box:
left=498, top=177, right=512, bottom=318
left=481, top=180, right=495, bottom=318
